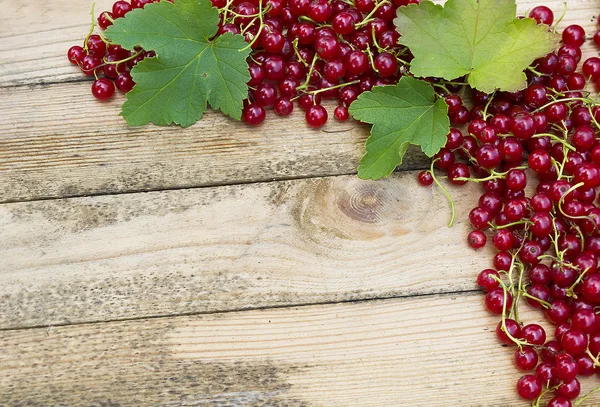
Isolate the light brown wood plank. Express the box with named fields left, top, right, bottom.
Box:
left=0, top=172, right=492, bottom=329
left=1, top=293, right=597, bottom=407
left=0, top=0, right=598, bottom=87
left=0, top=83, right=433, bottom=202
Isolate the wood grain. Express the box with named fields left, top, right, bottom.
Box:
left=1, top=1, right=599, bottom=203
left=1, top=0, right=598, bottom=87
left=0, top=172, right=493, bottom=329
left=0, top=84, right=432, bottom=203
left=1, top=293, right=599, bottom=407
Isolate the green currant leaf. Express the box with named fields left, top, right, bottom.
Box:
left=395, top=0, right=559, bottom=93
left=349, top=77, right=449, bottom=180
left=105, top=0, right=250, bottom=127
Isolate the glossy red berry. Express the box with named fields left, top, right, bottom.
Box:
left=305, top=104, right=328, bottom=128
left=243, top=103, right=266, bottom=126
left=91, top=78, right=115, bottom=101
left=516, top=375, right=542, bottom=400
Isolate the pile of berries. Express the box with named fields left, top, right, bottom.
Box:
left=67, top=0, right=418, bottom=126
left=220, top=0, right=417, bottom=127
left=67, top=1, right=163, bottom=100
left=417, top=7, right=600, bottom=407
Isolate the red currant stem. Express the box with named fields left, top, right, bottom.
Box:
left=588, top=104, right=600, bottom=130
left=526, top=66, right=545, bottom=77
left=292, top=38, right=309, bottom=67
left=550, top=217, right=567, bottom=264
left=296, top=56, right=319, bottom=90
left=491, top=219, right=533, bottom=230
left=298, top=15, right=317, bottom=24
left=550, top=156, right=566, bottom=180
left=557, top=181, right=586, bottom=220
left=370, top=26, right=385, bottom=54
left=585, top=349, right=600, bottom=367
left=455, top=166, right=528, bottom=184
left=366, top=46, right=378, bottom=74
left=103, top=50, right=144, bottom=66
left=430, top=159, right=455, bottom=227
left=514, top=262, right=526, bottom=323
left=83, top=2, right=97, bottom=52
left=481, top=91, right=496, bottom=121
left=355, top=0, right=390, bottom=28
left=533, top=386, right=561, bottom=407
left=535, top=97, right=598, bottom=113
left=551, top=1, right=567, bottom=34
left=432, top=82, right=451, bottom=94
left=521, top=290, right=552, bottom=309
left=574, top=385, right=600, bottom=406
left=218, top=0, right=234, bottom=13
left=240, top=0, right=265, bottom=51
left=490, top=275, right=530, bottom=350
left=505, top=251, right=519, bottom=293
left=572, top=221, right=587, bottom=251
left=240, top=17, right=259, bottom=35
left=533, top=133, right=576, bottom=152
left=306, top=80, right=361, bottom=96
left=566, top=266, right=591, bottom=298
left=102, top=11, right=115, bottom=24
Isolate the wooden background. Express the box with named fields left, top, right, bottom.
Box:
left=1, top=0, right=599, bottom=405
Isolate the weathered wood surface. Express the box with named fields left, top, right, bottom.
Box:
left=2, top=0, right=600, bottom=406
left=0, top=294, right=578, bottom=407
left=0, top=85, right=430, bottom=203
left=0, top=172, right=491, bottom=329
left=0, top=1, right=598, bottom=202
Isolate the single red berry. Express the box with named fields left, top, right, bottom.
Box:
left=97, top=11, right=114, bottom=29
left=334, top=105, right=349, bottom=121
left=305, top=104, right=328, bottom=128
left=562, top=25, right=586, bottom=47
left=67, top=45, right=85, bottom=65
left=115, top=72, right=135, bottom=93
left=516, top=375, right=542, bottom=400
left=485, top=287, right=511, bottom=314
left=91, top=78, right=115, bottom=101
left=242, top=103, right=266, bottom=126
left=529, top=5, right=554, bottom=25
left=112, top=0, right=133, bottom=18
left=496, top=319, right=521, bottom=345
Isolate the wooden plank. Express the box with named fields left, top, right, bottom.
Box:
left=0, top=0, right=598, bottom=87
left=0, top=172, right=492, bottom=329
left=0, top=84, right=432, bottom=203
left=1, top=293, right=597, bottom=406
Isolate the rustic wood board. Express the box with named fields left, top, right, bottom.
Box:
left=0, top=1, right=598, bottom=202
left=1, top=294, right=598, bottom=407
left=0, top=172, right=492, bottom=329
left=2, top=0, right=600, bottom=406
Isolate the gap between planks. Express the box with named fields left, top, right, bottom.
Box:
left=1, top=292, right=600, bottom=406
left=0, top=171, right=493, bottom=330
left=0, top=287, right=480, bottom=333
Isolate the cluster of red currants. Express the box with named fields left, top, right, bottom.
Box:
left=66, top=1, right=163, bottom=100
left=417, top=7, right=600, bottom=407
left=219, top=0, right=418, bottom=127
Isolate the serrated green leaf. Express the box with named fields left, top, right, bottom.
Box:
left=349, top=77, right=449, bottom=180
left=394, top=0, right=559, bottom=93
left=105, top=0, right=250, bottom=127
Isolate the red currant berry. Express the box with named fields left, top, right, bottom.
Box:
left=516, top=375, right=542, bottom=400
left=243, top=103, right=266, bottom=126
left=91, top=78, right=115, bottom=101
left=305, top=104, right=328, bottom=128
